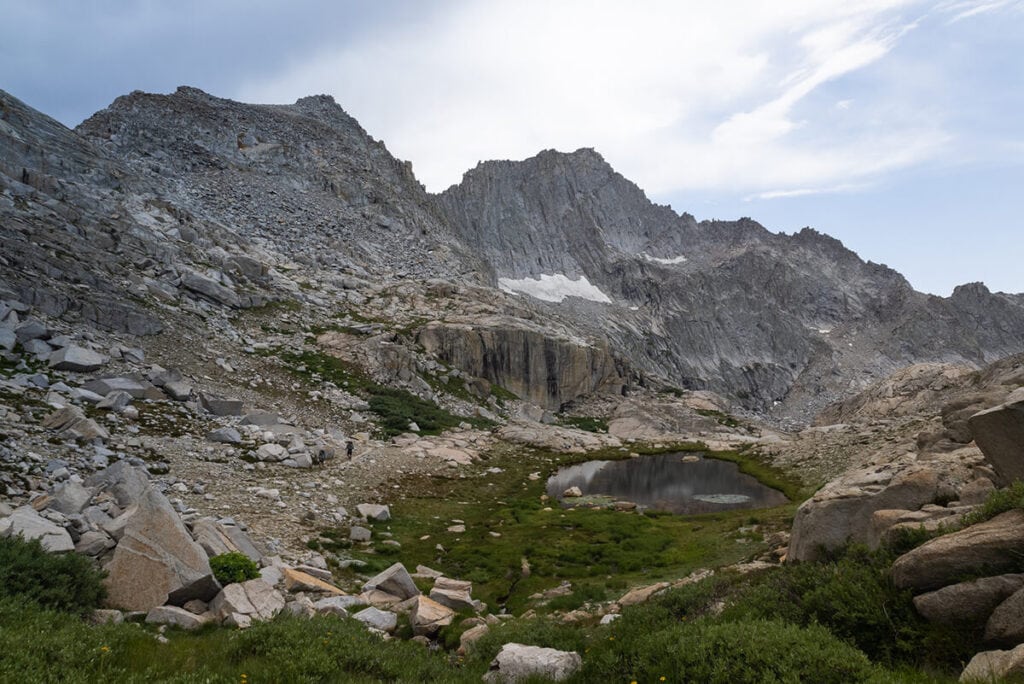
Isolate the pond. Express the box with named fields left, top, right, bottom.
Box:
left=545, top=452, right=788, bottom=514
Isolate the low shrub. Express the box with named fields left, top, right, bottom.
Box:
left=0, top=535, right=106, bottom=615
left=581, top=618, right=878, bottom=683
left=960, top=480, right=1024, bottom=527
left=209, top=552, right=259, bottom=586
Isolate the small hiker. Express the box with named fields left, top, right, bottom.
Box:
left=346, top=440, right=354, bottom=458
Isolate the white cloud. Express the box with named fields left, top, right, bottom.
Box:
left=234, top=1, right=1002, bottom=197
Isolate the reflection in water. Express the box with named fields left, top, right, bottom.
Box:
left=545, top=453, right=787, bottom=514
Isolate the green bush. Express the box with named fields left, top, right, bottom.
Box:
left=719, top=546, right=975, bottom=669
left=580, top=618, right=878, bottom=683
left=961, top=480, right=1024, bottom=527
left=209, top=552, right=259, bottom=586
left=0, top=535, right=106, bottom=615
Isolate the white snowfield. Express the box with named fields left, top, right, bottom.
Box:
left=642, top=253, right=687, bottom=265
left=498, top=273, right=612, bottom=303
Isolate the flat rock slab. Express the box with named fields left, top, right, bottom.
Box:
left=483, top=643, right=582, bottom=683
left=892, top=510, right=1024, bottom=593
left=210, top=579, right=284, bottom=622
left=48, top=345, right=106, bottom=372
left=352, top=606, right=398, bottom=633
left=200, top=392, right=244, bottom=416
left=282, top=567, right=343, bottom=595
left=314, top=595, right=367, bottom=615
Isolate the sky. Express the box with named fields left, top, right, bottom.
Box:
left=1, top=0, right=1022, bottom=295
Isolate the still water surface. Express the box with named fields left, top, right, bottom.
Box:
left=545, top=453, right=788, bottom=514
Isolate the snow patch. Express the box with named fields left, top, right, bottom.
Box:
left=498, top=274, right=612, bottom=304
left=642, top=253, right=687, bottom=265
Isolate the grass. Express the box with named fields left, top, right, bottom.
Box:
left=274, top=349, right=493, bottom=437
left=960, top=479, right=1024, bottom=527
left=558, top=415, right=609, bottom=433
left=335, top=442, right=804, bottom=615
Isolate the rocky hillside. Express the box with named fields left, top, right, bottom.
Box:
left=438, top=148, right=1024, bottom=421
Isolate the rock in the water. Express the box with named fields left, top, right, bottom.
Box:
left=48, top=345, right=106, bottom=372
left=0, top=506, right=74, bottom=552
left=103, top=488, right=219, bottom=610
left=145, top=605, right=210, bottom=631
left=352, top=606, right=398, bottom=633
left=562, top=486, right=583, bottom=498
left=410, top=595, right=455, bottom=637
left=892, top=510, right=1024, bottom=593
left=483, top=643, right=582, bottom=683
left=914, top=574, right=1024, bottom=628
left=969, top=392, right=1024, bottom=484
left=356, top=503, right=391, bottom=522
left=362, top=562, right=419, bottom=600
left=960, top=644, right=1024, bottom=682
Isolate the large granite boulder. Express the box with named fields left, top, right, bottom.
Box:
left=913, top=574, right=1024, bottom=627
left=483, top=643, right=582, bottom=683
left=891, top=510, right=1024, bottom=593
left=969, top=389, right=1024, bottom=484
left=789, top=464, right=948, bottom=562
left=48, top=345, right=106, bottom=372
left=985, top=586, right=1024, bottom=645
left=87, top=461, right=150, bottom=507
left=410, top=595, right=455, bottom=637
left=103, top=488, right=219, bottom=610
left=190, top=517, right=262, bottom=562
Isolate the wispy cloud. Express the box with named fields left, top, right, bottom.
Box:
left=235, top=0, right=1013, bottom=198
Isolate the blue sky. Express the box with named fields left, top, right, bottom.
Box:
left=1, top=0, right=1021, bottom=295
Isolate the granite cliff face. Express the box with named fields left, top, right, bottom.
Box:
left=437, top=148, right=1024, bottom=421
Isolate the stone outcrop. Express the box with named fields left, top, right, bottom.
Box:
left=103, top=487, right=219, bottom=610
left=969, top=389, right=1024, bottom=484
left=961, top=644, right=1024, bottom=682
left=0, top=506, right=74, bottom=552
left=891, top=510, right=1024, bottom=593
left=789, top=464, right=953, bottom=562
left=417, top=321, right=627, bottom=410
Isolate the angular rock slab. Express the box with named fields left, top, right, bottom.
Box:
left=362, top=562, right=419, bottom=600
left=48, top=345, right=106, bottom=372
left=191, top=516, right=262, bottom=562
left=914, top=574, right=1024, bottom=628
left=970, top=392, right=1024, bottom=484
left=483, top=643, right=582, bottom=683
left=0, top=506, right=74, bottom=552
left=103, top=488, right=219, bottom=611
left=282, top=567, right=343, bottom=595
left=356, top=503, right=391, bottom=522
left=210, top=578, right=284, bottom=623
left=892, top=510, right=1024, bottom=593
left=87, top=460, right=151, bottom=507
left=410, top=595, right=455, bottom=637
